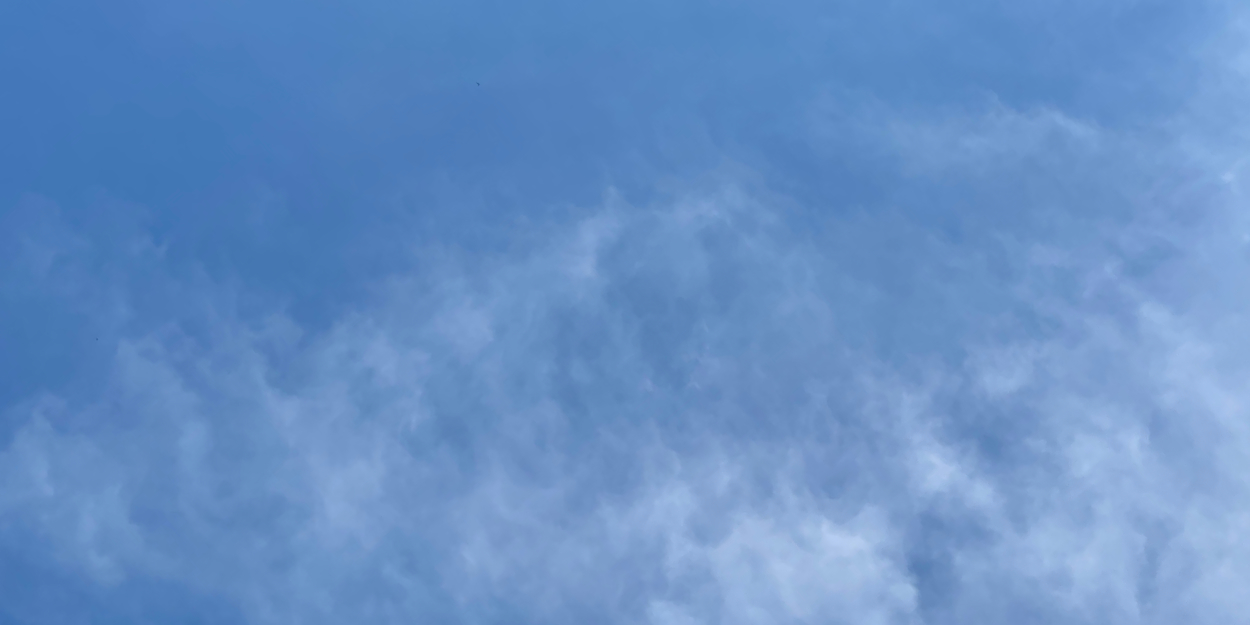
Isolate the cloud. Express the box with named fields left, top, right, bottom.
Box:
left=5, top=3, right=1250, bottom=624
left=4, top=138, right=1248, bottom=623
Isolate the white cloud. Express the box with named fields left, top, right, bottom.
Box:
left=6, top=151, right=1250, bottom=621
left=6, top=8, right=1250, bottom=623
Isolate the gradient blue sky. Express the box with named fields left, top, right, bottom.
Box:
left=3, top=1, right=1250, bottom=623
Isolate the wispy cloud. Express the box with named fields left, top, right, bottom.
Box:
left=4, top=1, right=1250, bottom=624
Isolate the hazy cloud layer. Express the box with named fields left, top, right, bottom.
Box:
left=3, top=1, right=1250, bottom=624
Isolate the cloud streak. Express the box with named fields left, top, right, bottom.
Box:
left=4, top=2, right=1250, bottom=624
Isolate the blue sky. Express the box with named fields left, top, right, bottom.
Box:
left=3, top=1, right=1250, bottom=623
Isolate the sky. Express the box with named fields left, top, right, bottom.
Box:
left=2, top=0, right=1250, bottom=623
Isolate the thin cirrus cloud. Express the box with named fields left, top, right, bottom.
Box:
left=2, top=1, right=1250, bottom=624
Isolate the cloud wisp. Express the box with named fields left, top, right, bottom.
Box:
left=5, top=99, right=1250, bottom=623
left=4, top=2, right=1250, bottom=624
